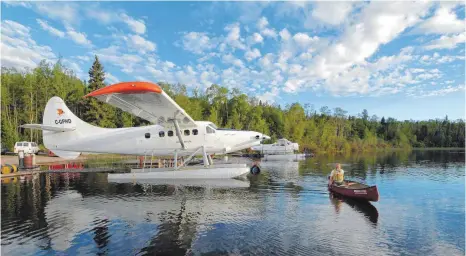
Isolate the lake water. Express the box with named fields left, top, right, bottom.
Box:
left=1, top=150, right=464, bottom=256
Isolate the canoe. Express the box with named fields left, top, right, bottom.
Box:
left=328, top=180, right=379, bottom=202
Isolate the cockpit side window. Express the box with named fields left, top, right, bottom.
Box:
left=206, top=126, right=215, bottom=134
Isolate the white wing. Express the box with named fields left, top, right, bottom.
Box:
left=84, top=81, right=196, bottom=128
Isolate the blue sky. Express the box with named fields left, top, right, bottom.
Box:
left=1, top=1, right=465, bottom=121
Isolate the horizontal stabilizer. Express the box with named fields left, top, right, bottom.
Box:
left=20, top=124, right=76, bottom=132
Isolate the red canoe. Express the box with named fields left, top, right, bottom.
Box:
left=328, top=180, right=380, bottom=202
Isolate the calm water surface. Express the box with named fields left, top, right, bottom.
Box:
left=1, top=150, right=464, bottom=256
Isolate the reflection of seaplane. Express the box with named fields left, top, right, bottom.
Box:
left=43, top=186, right=263, bottom=252
left=21, top=82, right=270, bottom=179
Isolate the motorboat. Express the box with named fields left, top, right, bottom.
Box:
left=250, top=138, right=299, bottom=155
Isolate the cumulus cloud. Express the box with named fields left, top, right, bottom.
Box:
left=65, top=26, right=93, bottom=47
left=279, top=28, right=291, bottom=41
left=124, top=34, right=156, bottom=53
left=311, top=2, right=355, bottom=26
left=224, top=23, right=246, bottom=50
left=257, top=16, right=277, bottom=38
left=34, top=2, right=79, bottom=25
left=415, top=6, right=465, bottom=35
left=244, top=48, right=261, bottom=61
left=105, top=72, right=119, bottom=84
left=411, top=84, right=465, bottom=98
left=121, top=13, right=146, bottom=34
left=181, top=32, right=216, bottom=54
left=424, top=32, right=465, bottom=50
left=248, top=32, right=264, bottom=45
left=1, top=20, right=56, bottom=69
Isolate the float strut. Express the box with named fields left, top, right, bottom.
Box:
left=202, top=146, right=209, bottom=167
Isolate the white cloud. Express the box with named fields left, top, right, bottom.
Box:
left=85, top=6, right=116, bottom=24
left=244, top=48, right=261, bottom=61
left=3, top=1, right=31, bottom=8
left=124, top=34, right=156, bottom=53
left=257, top=16, right=277, bottom=38
left=105, top=72, right=119, bottom=84
left=75, top=55, right=91, bottom=62
left=415, top=6, right=465, bottom=35
left=259, top=53, right=275, bottom=70
left=181, top=32, right=216, bottom=54
left=93, top=45, right=143, bottom=73
left=424, top=32, right=465, bottom=50
left=414, top=84, right=465, bottom=98
left=257, top=87, right=280, bottom=103
left=224, top=23, right=246, bottom=50
left=64, top=25, right=92, bottom=46
left=292, top=33, right=319, bottom=49
left=1, top=20, right=56, bottom=69
left=261, top=28, right=277, bottom=38
left=37, top=19, right=65, bottom=38
left=284, top=79, right=306, bottom=93
left=279, top=28, right=291, bottom=41
left=305, top=1, right=432, bottom=95
left=248, top=33, right=264, bottom=45
left=121, top=13, right=146, bottom=34
left=34, top=2, right=79, bottom=25
left=62, top=59, right=85, bottom=79
left=311, top=2, right=355, bottom=26
left=175, top=66, right=198, bottom=86
left=222, top=54, right=244, bottom=67
left=257, top=16, right=269, bottom=30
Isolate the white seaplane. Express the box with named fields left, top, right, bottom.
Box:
left=21, top=81, right=270, bottom=181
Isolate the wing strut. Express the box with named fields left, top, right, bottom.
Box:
left=171, top=119, right=186, bottom=150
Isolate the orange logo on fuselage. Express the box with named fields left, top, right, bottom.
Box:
left=57, top=109, right=64, bottom=116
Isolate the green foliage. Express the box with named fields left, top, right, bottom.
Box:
left=1, top=59, right=465, bottom=153
left=83, top=55, right=117, bottom=128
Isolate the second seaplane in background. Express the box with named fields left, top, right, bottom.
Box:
left=22, top=81, right=270, bottom=181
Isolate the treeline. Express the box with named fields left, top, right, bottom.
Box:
left=1, top=58, right=465, bottom=153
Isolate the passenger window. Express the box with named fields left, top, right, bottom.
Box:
left=184, top=130, right=190, bottom=136
left=168, top=131, right=174, bottom=137
left=193, top=129, right=198, bottom=135
left=145, top=133, right=151, bottom=139
left=206, top=126, right=215, bottom=134
left=159, top=131, right=165, bottom=137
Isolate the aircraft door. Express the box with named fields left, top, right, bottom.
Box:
left=204, top=125, right=219, bottom=149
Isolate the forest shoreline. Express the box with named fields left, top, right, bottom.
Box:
left=2, top=58, right=464, bottom=153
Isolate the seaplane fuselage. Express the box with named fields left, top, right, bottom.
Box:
left=22, top=81, right=270, bottom=159
left=55, top=121, right=269, bottom=156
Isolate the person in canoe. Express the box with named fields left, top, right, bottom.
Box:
left=328, top=163, right=345, bottom=186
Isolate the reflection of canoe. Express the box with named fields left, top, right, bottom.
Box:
left=329, top=192, right=379, bottom=224
left=328, top=180, right=379, bottom=202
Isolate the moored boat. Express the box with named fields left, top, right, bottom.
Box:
left=328, top=180, right=379, bottom=202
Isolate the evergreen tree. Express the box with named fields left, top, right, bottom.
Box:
left=83, top=55, right=116, bottom=127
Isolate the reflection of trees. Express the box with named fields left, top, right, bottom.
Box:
left=1, top=173, right=83, bottom=252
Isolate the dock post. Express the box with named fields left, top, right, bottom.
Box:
left=18, top=150, right=25, bottom=169
left=174, top=150, right=178, bottom=170
left=202, top=146, right=209, bottom=167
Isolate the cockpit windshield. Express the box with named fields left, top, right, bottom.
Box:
left=208, top=122, right=218, bottom=129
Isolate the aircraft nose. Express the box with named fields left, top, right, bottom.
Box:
left=262, top=134, right=271, bottom=140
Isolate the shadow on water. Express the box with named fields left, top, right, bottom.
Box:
left=329, top=192, right=379, bottom=226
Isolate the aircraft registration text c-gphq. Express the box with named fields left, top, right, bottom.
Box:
left=55, top=119, right=72, bottom=124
